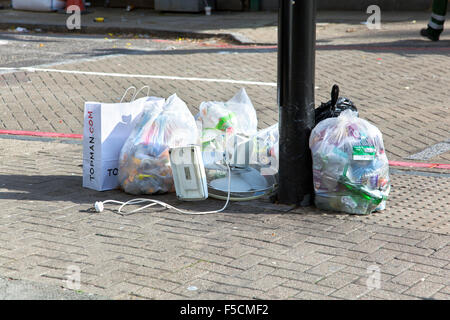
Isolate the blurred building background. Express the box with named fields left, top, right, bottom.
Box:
left=91, top=0, right=433, bottom=11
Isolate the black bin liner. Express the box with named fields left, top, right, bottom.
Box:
left=314, top=84, right=358, bottom=125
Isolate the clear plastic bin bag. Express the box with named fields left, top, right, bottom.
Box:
left=196, top=88, right=258, bottom=166
left=310, top=109, right=390, bottom=214
left=118, top=94, right=199, bottom=195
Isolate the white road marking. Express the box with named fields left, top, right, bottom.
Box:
left=0, top=53, right=126, bottom=75
left=407, top=139, right=450, bottom=160
left=0, top=66, right=277, bottom=87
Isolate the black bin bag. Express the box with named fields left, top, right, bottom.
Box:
left=314, top=84, right=358, bottom=125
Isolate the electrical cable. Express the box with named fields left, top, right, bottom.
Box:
left=93, top=163, right=231, bottom=216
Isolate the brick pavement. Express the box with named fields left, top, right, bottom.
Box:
left=0, top=13, right=449, bottom=300
left=0, top=137, right=449, bottom=300
left=1, top=40, right=449, bottom=162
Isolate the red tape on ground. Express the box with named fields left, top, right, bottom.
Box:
left=388, top=160, right=450, bottom=170
left=0, top=130, right=82, bottom=139
left=1, top=130, right=449, bottom=169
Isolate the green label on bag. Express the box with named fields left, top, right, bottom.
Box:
left=353, top=146, right=376, bottom=160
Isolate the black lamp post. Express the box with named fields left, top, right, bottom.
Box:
left=277, top=0, right=316, bottom=206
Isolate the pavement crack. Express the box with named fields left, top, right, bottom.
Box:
left=94, top=233, right=116, bottom=238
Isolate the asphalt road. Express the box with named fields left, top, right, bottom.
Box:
left=0, top=30, right=206, bottom=68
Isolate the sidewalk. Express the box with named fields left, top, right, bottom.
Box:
left=0, top=137, right=449, bottom=300
left=0, top=9, right=449, bottom=300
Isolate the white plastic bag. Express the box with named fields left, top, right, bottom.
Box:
left=118, top=94, right=199, bottom=195
left=223, top=88, right=258, bottom=136
left=196, top=88, right=258, bottom=165
left=309, top=109, right=390, bottom=215
left=12, top=0, right=65, bottom=11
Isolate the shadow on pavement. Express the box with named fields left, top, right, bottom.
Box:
left=1, top=174, right=107, bottom=202
left=317, top=39, right=450, bottom=56
left=0, top=174, right=304, bottom=215
left=81, top=38, right=450, bottom=59
left=0, top=173, right=356, bottom=219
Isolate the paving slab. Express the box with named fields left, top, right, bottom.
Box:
left=0, top=10, right=449, bottom=300
left=0, top=137, right=449, bottom=299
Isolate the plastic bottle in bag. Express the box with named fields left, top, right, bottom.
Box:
left=309, top=109, right=390, bottom=215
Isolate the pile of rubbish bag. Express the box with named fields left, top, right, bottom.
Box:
left=87, top=84, right=389, bottom=215
left=194, top=89, right=279, bottom=199
left=117, top=88, right=279, bottom=197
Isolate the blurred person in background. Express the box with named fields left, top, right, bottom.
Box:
left=421, top=0, right=448, bottom=41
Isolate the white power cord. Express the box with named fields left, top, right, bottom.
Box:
left=93, top=163, right=231, bottom=216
